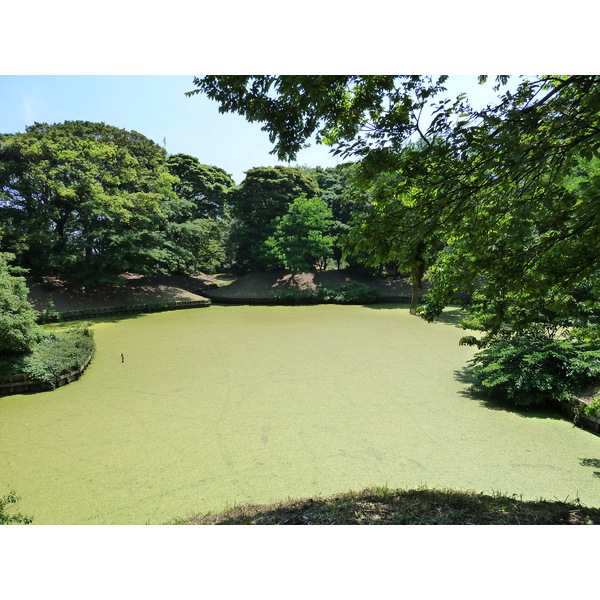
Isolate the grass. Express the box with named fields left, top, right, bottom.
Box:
left=2, top=304, right=600, bottom=524
left=174, top=486, right=600, bottom=525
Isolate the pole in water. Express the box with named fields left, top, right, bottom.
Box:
left=121, top=353, right=124, bottom=363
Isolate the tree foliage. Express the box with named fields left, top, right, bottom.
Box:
left=0, top=492, right=33, bottom=524
left=187, top=76, right=440, bottom=162
left=0, top=121, right=184, bottom=283
left=299, top=163, right=360, bottom=269
left=265, top=194, right=335, bottom=273
left=166, top=153, right=234, bottom=220
left=228, top=166, right=321, bottom=271
left=0, top=253, right=41, bottom=355
left=190, top=76, right=600, bottom=330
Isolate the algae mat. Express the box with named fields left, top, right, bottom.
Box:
left=2, top=304, right=600, bottom=524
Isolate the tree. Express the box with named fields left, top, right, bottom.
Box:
left=265, top=195, right=335, bottom=274
left=344, top=169, right=441, bottom=314
left=166, top=154, right=234, bottom=220
left=0, top=253, right=41, bottom=355
left=187, top=76, right=440, bottom=162
left=299, top=163, right=360, bottom=269
left=0, top=121, right=182, bottom=283
left=188, top=76, right=600, bottom=329
left=228, top=165, right=321, bottom=271
left=161, top=198, right=230, bottom=274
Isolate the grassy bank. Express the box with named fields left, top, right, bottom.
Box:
left=176, top=486, right=600, bottom=525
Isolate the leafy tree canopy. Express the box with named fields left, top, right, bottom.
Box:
left=228, top=165, right=320, bottom=271
left=265, top=194, right=335, bottom=273
left=166, top=153, right=234, bottom=219
left=190, top=76, right=600, bottom=330
left=0, top=253, right=41, bottom=355
left=0, top=121, right=182, bottom=283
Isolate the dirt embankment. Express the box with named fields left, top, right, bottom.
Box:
left=204, top=270, right=418, bottom=302
left=25, top=270, right=420, bottom=313
left=25, top=273, right=227, bottom=313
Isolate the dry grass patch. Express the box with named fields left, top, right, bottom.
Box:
left=177, top=487, right=600, bottom=525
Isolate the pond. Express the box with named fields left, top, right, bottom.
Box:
left=2, top=304, right=600, bottom=524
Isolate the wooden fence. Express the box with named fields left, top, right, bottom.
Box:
left=38, top=298, right=211, bottom=323
left=565, top=399, right=600, bottom=434
left=0, top=352, right=94, bottom=396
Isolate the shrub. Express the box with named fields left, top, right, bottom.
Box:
left=0, top=492, right=33, bottom=525
left=584, top=396, right=600, bottom=417
left=274, top=282, right=378, bottom=305
left=336, top=281, right=378, bottom=304
left=467, top=337, right=600, bottom=407
left=0, top=325, right=95, bottom=388
left=38, top=300, right=60, bottom=324
left=0, top=253, right=42, bottom=354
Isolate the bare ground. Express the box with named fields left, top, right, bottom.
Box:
left=25, top=270, right=419, bottom=313
left=205, top=270, right=419, bottom=301
left=25, top=272, right=229, bottom=313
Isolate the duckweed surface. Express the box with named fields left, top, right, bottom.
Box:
left=2, top=305, right=599, bottom=524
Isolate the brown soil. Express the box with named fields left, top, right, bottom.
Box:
left=205, top=270, right=419, bottom=301
left=25, top=272, right=230, bottom=313
left=25, top=269, right=420, bottom=314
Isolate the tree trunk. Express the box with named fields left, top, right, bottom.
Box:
left=410, top=260, right=426, bottom=315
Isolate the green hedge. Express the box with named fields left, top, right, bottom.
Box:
left=0, top=325, right=95, bottom=388
left=0, top=492, right=33, bottom=524
left=466, top=337, right=600, bottom=408
left=274, top=282, right=378, bottom=305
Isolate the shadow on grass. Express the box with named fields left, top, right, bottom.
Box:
left=179, top=487, right=600, bottom=525
left=579, top=458, right=600, bottom=478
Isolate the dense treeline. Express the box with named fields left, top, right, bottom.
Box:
left=0, top=121, right=361, bottom=283
left=0, top=121, right=237, bottom=284
left=0, top=119, right=365, bottom=378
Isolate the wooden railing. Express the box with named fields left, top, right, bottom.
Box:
left=0, top=352, right=94, bottom=395
left=38, top=298, right=211, bottom=323
left=563, top=399, right=600, bottom=434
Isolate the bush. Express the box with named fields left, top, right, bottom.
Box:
left=274, top=288, right=318, bottom=304
left=336, top=281, right=378, bottom=304
left=0, top=492, right=33, bottom=524
left=0, top=325, right=95, bottom=388
left=274, top=282, right=378, bottom=305
left=467, top=337, right=600, bottom=407
left=584, top=396, right=600, bottom=417
left=0, top=253, right=42, bottom=354
left=38, top=300, right=60, bottom=324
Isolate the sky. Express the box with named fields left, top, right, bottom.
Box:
left=0, top=75, right=517, bottom=184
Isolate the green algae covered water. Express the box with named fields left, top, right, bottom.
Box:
left=2, top=304, right=600, bottom=524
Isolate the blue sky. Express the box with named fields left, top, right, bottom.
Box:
left=0, top=75, right=517, bottom=184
